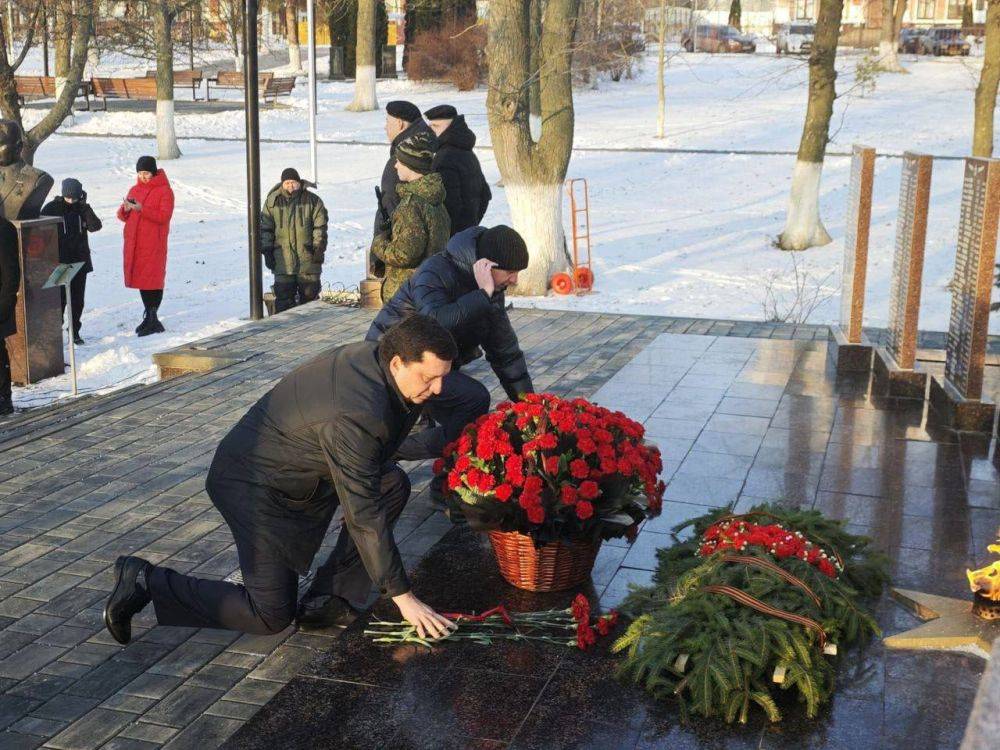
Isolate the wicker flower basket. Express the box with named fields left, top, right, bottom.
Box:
left=488, top=530, right=601, bottom=592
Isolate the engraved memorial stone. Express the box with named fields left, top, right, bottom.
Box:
left=929, top=157, right=1000, bottom=432
left=829, top=145, right=875, bottom=373
left=873, top=153, right=932, bottom=399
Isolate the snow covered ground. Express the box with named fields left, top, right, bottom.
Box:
left=9, top=46, right=999, bottom=409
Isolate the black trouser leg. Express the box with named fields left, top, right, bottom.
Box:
left=0, top=343, right=11, bottom=401
left=395, top=371, right=491, bottom=461
left=70, top=272, right=86, bottom=336
left=272, top=275, right=298, bottom=313
left=305, top=466, right=411, bottom=608
left=146, top=477, right=300, bottom=634
left=297, top=274, right=321, bottom=305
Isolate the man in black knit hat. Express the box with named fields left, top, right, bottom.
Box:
left=424, top=104, right=491, bottom=236
left=297, top=223, right=533, bottom=627
left=377, top=101, right=435, bottom=238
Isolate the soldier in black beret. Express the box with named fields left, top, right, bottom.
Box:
left=423, top=105, right=492, bottom=236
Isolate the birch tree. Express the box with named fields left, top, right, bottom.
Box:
left=487, top=0, right=580, bottom=295
left=777, top=0, right=844, bottom=251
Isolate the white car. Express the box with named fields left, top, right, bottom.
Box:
left=776, top=22, right=815, bottom=55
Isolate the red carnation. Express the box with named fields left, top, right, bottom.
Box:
left=576, top=621, right=597, bottom=650
left=494, top=483, right=513, bottom=502
left=569, top=459, right=590, bottom=479
left=579, top=480, right=599, bottom=500
left=432, top=459, right=445, bottom=475
left=455, top=455, right=472, bottom=472
left=526, top=505, right=545, bottom=524
left=544, top=455, right=561, bottom=475
left=560, top=485, right=579, bottom=505
left=538, top=433, right=558, bottom=450
left=447, top=470, right=462, bottom=490
left=575, top=500, right=594, bottom=520
left=571, top=593, right=591, bottom=622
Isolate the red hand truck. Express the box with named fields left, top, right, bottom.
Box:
left=551, top=178, right=594, bottom=295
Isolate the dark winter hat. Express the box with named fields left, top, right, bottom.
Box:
left=136, top=155, right=157, bottom=174
left=61, top=178, right=83, bottom=200
left=386, top=100, right=421, bottom=123
left=476, top=225, right=529, bottom=272
left=424, top=104, right=458, bottom=121
left=395, top=131, right=436, bottom=175
left=280, top=167, right=301, bottom=183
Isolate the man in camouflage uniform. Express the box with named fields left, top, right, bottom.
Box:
left=261, top=167, right=329, bottom=312
left=371, top=131, right=450, bottom=302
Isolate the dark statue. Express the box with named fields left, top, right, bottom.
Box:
left=0, top=120, right=53, bottom=220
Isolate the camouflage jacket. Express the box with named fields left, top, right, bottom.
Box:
left=371, top=172, right=450, bottom=302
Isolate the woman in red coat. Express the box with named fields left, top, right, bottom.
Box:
left=118, top=156, right=174, bottom=336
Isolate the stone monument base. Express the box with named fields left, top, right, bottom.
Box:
left=872, top=346, right=928, bottom=400
left=928, top=376, right=996, bottom=434
left=359, top=278, right=382, bottom=310
left=826, top=326, right=873, bottom=374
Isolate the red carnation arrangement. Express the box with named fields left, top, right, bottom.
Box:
left=434, top=393, right=665, bottom=544
left=697, top=518, right=842, bottom=579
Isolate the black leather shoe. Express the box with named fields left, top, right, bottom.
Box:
left=0, top=396, right=13, bottom=417
left=73, top=334, right=85, bottom=346
left=104, top=556, right=152, bottom=645
left=296, top=594, right=360, bottom=631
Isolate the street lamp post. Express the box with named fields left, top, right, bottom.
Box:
left=306, top=0, right=318, bottom=184
left=244, top=0, right=263, bottom=320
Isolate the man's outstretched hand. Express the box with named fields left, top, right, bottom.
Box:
left=392, top=591, right=457, bottom=640
left=473, top=258, right=497, bottom=298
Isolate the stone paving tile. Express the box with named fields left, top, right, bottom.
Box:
left=44, top=707, right=136, bottom=750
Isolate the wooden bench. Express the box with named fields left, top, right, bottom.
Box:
left=207, top=71, right=294, bottom=104
left=145, top=68, right=204, bottom=100
left=15, top=75, right=92, bottom=110
left=90, top=77, right=158, bottom=110
left=263, top=76, right=296, bottom=105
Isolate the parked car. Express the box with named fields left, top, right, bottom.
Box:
left=897, top=28, right=922, bottom=53
left=918, top=27, right=970, bottom=55
left=776, top=22, right=814, bottom=55
left=681, top=24, right=756, bottom=53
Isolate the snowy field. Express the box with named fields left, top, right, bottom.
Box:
left=9, top=46, right=999, bottom=409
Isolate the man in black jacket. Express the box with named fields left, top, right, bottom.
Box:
left=424, top=105, right=491, bottom=236
left=41, top=178, right=102, bottom=345
left=0, top=218, right=20, bottom=416
left=103, top=316, right=459, bottom=642
left=376, top=101, right=436, bottom=237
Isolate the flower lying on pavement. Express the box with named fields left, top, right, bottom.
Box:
left=365, top=594, right=620, bottom=651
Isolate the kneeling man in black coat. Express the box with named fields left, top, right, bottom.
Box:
left=103, top=316, right=459, bottom=642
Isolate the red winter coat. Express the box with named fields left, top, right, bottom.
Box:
left=117, top=169, right=174, bottom=289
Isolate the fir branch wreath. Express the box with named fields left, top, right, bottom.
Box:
left=613, top=505, right=889, bottom=723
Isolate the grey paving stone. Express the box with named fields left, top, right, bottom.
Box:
left=0, top=730, right=44, bottom=749
left=185, top=664, right=247, bottom=691
left=30, top=694, right=99, bottom=723
left=0, top=598, right=41, bottom=618
left=0, top=643, right=68, bottom=680
left=0, top=694, right=40, bottom=731
left=35, top=626, right=95, bottom=649
left=159, top=714, right=243, bottom=750
left=5, top=673, right=73, bottom=700
left=99, top=693, right=158, bottom=715
left=140, top=686, right=224, bottom=728
left=44, top=707, right=135, bottom=750
left=38, top=661, right=90, bottom=680
left=119, top=674, right=183, bottom=701
left=6, top=613, right=65, bottom=636
left=203, top=699, right=260, bottom=721
left=116, top=721, right=179, bottom=744
left=7, top=714, right=66, bottom=737
left=63, top=661, right=146, bottom=701
left=220, top=678, right=283, bottom=706
left=246, top=645, right=314, bottom=684
left=57, top=642, right=118, bottom=667
left=98, top=738, right=161, bottom=750
left=146, top=642, right=226, bottom=679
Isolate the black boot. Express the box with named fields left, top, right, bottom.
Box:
left=104, top=556, right=152, bottom=645
left=134, top=307, right=151, bottom=335
left=138, top=306, right=165, bottom=337
left=297, top=593, right=360, bottom=631
left=0, top=395, right=13, bottom=417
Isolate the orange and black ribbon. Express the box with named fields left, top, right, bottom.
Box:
left=721, top=554, right=822, bottom=609
left=701, top=584, right=828, bottom=649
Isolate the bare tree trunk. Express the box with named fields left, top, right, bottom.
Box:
left=877, top=0, right=906, bottom=72
left=777, top=0, right=844, bottom=251
left=529, top=0, right=541, bottom=138
left=154, top=1, right=181, bottom=159
left=54, top=0, right=72, bottom=96
left=487, top=0, right=579, bottom=296
left=347, top=0, right=377, bottom=111
left=656, top=0, right=666, bottom=139
left=974, top=0, right=1000, bottom=156
left=285, top=0, right=302, bottom=72
left=0, top=0, right=95, bottom=163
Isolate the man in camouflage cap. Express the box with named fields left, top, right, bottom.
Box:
left=370, top=131, right=450, bottom=302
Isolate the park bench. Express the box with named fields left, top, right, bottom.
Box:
left=14, top=75, right=92, bottom=110
left=206, top=71, right=296, bottom=104
left=90, top=77, right=158, bottom=111
left=144, top=68, right=204, bottom=100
